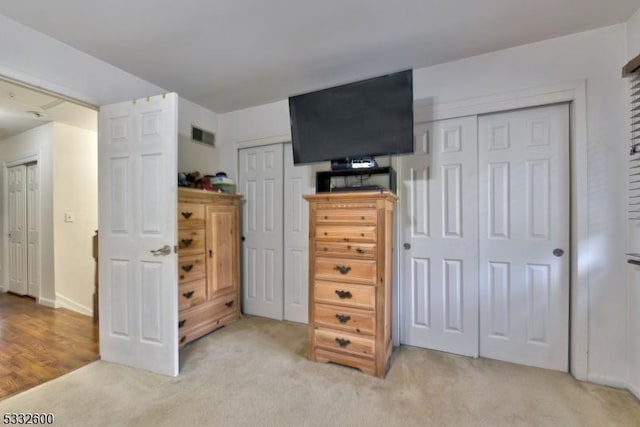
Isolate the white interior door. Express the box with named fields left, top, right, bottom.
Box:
left=26, top=162, right=39, bottom=298
left=478, top=104, right=569, bottom=371
left=240, top=144, right=284, bottom=320
left=283, top=145, right=312, bottom=323
left=400, top=116, right=479, bottom=356
left=7, top=164, right=27, bottom=295
left=98, top=93, right=179, bottom=377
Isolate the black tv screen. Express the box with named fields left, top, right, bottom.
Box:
left=289, top=70, right=413, bottom=165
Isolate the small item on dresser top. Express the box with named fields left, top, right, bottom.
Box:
left=178, top=171, right=203, bottom=188
left=210, top=172, right=236, bottom=194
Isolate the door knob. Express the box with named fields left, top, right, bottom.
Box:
left=403, top=243, right=411, bottom=250
left=553, top=248, right=564, bottom=257
left=150, top=245, right=171, bottom=256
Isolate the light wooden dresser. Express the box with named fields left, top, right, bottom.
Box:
left=177, top=188, right=241, bottom=347
left=304, top=191, right=397, bottom=377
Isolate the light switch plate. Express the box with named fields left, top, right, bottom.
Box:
left=64, top=212, right=75, bottom=223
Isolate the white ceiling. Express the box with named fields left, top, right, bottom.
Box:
left=0, top=0, right=638, bottom=113
left=0, top=79, right=97, bottom=141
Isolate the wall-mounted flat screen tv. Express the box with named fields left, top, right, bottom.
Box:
left=289, top=70, right=413, bottom=165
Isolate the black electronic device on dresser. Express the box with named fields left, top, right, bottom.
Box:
left=316, top=166, right=396, bottom=193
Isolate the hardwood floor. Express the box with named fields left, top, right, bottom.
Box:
left=0, top=292, right=99, bottom=400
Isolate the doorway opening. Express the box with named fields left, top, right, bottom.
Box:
left=0, top=76, right=99, bottom=397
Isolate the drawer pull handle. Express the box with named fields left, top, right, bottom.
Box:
left=361, top=216, right=365, bottom=220
left=225, top=300, right=234, bottom=308
left=178, top=320, right=186, bottom=328
left=335, top=290, right=352, bottom=299
left=324, top=215, right=328, bottom=219
left=181, top=264, right=194, bottom=272
left=181, top=211, right=193, bottom=219
left=335, top=265, right=351, bottom=274
left=180, top=336, right=186, bottom=344
left=335, top=338, right=351, bottom=347
left=181, top=238, right=193, bottom=247
left=343, top=237, right=350, bottom=242
left=182, top=291, right=194, bottom=299
left=356, top=248, right=365, bottom=254
left=335, top=314, right=351, bottom=324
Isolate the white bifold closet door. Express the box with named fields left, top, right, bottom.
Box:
left=240, top=144, right=285, bottom=320
left=7, top=162, right=39, bottom=298
left=401, top=104, right=570, bottom=371
left=239, top=143, right=311, bottom=323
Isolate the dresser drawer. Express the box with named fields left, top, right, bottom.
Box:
left=315, top=225, right=376, bottom=243
left=314, top=328, right=375, bottom=359
left=314, top=281, right=375, bottom=310
left=314, top=303, right=375, bottom=336
left=178, top=203, right=205, bottom=229
left=315, top=257, right=376, bottom=285
left=178, top=292, right=239, bottom=345
left=178, top=229, right=205, bottom=256
left=178, top=278, right=207, bottom=310
left=315, top=208, right=377, bottom=225
left=315, top=241, right=376, bottom=259
left=178, top=254, right=206, bottom=282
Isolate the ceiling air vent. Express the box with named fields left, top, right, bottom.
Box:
left=191, top=125, right=215, bottom=147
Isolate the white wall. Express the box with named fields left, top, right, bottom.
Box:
left=178, top=97, right=220, bottom=175
left=625, top=6, right=640, bottom=400
left=52, top=123, right=98, bottom=316
left=0, top=124, right=55, bottom=304
left=218, top=24, right=630, bottom=387
left=218, top=100, right=291, bottom=182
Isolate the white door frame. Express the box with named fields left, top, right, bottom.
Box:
left=3, top=152, right=41, bottom=300
left=398, top=80, right=588, bottom=380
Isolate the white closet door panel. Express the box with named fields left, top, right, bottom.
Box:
left=240, top=144, right=284, bottom=320
left=400, top=116, right=479, bottom=357
left=283, top=145, right=312, bottom=323
left=479, top=104, right=569, bottom=371
left=8, top=164, right=27, bottom=295
left=26, top=162, right=39, bottom=298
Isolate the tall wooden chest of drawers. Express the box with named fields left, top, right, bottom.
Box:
left=304, top=191, right=397, bottom=377
left=178, top=188, right=241, bottom=347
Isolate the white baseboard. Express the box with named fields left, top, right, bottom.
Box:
left=629, top=382, right=640, bottom=401
left=54, top=294, right=93, bottom=317
left=37, top=296, right=57, bottom=308
left=587, top=373, right=628, bottom=389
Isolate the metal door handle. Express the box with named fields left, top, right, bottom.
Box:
left=553, top=248, right=564, bottom=257
left=150, top=245, right=171, bottom=256
left=404, top=243, right=411, bottom=250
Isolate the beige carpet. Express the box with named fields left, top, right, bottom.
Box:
left=1, top=316, right=639, bottom=426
